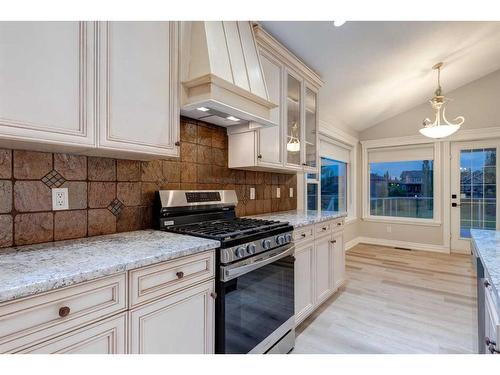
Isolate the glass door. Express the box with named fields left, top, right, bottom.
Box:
left=304, top=86, right=318, bottom=170
left=285, top=71, right=302, bottom=168
left=451, top=141, right=498, bottom=253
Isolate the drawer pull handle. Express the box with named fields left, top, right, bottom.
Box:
left=330, top=240, right=337, bottom=244
left=484, top=280, right=491, bottom=288
left=210, top=292, right=217, bottom=299
left=176, top=271, right=184, bottom=279
left=322, top=227, right=327, bottom=231
left=337, top=223, right=342, bottom=226
left=59, top=306, right=71, bottom=318
left=301, top=233, right=306, bottom=238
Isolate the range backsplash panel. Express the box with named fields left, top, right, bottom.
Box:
left=0, top=117, right=297, bottom=248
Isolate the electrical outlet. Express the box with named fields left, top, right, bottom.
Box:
left=249, top=187, right=255, bottom=200
left=52, top=188, right=69, bottom=210
left=386, top=225, right=392, bottom=233
left=289, top=187, right=294, bottom=198
left=276, top=187, right=281, bottom=198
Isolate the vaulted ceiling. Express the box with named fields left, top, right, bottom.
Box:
left=260, top=21, right=500, bottom=132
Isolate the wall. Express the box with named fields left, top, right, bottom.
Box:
left=0, top=117, right=296, bottom=249
left=357, top=68, right=500, bottom=250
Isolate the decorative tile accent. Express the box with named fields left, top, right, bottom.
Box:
left=107, top=198, right=124, bottom=216
left=41, top=170, right=66, bottom=188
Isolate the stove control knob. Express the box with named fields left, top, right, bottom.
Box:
left=246, top=243, right=257, bottom=255
left=285, top=233, right=292, bottom=243
left=276, top=235, right=285, bottom=245
left=234, top=246, right=246, bottom=258
left=262, top=239, right=272, bottom=249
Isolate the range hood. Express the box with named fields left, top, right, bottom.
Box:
left=180, top=21, right=277, bottom=128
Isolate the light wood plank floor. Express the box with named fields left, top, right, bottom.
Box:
left=292, top=244, right=477, bottom=354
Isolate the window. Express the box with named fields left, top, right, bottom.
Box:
left=369, top=160, right=433, bottom=219
left=364, top=143, right=438, bottom=223
left=321, top=158, right=347, bottom=212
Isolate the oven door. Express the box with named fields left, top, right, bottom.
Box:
left=217, top=244, right=295, bottom=354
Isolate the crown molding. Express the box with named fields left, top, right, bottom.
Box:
left=319, top=119, right=359, bottom=147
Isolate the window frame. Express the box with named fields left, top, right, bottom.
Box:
left=361, top=141, right=442, bottom=226
left=305, top=133, right=357, bottom=222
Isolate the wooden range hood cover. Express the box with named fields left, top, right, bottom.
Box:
left=180, top=21, right=277, bottom=128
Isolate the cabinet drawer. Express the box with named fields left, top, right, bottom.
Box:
left=0, top=273, right=126, bottom=353
left=18, top=313, right=127, bottom=354
left=129, top=251, right=215, bottom=308
left=332, top=218, right=345, bottom=231
left=315, top=221, right=333, bottom=237
left=293, top=225, right=314, bottom=243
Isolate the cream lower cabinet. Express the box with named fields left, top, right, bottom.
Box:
left=295, top=242, right=315, bottom=325
left=129, top=280, right=214, bottom=354
left=19, top=314, right=127, bottom=354
left=294, top=219, right=346, bottom=327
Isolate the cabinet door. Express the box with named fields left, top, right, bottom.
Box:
left=20, top=314, right=127, bottom=354
left=129, top=280, right=214, bottom=354
left=0, top=21, right=96, bottom=150
left=484, top=283, right=500, bottom=354
left=304, top=85, right=318, bottom=170
left=97, top=21, right=179, bottom=158
left=285, top=69, right=303, bottom=168
left=315, top=235, right=333, bottom=304
left=257, top=49, right=283, bottom=167
left=295, top=242, right=315, bottom=326
left=332, top=231, right=345, bottom=290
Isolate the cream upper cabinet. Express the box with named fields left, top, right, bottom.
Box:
left=304, top=85, right=319, bottom=171
left=0, top=21, right=96, bottom=152
left=97, top=21, right=180, bottom=159
left=257, top=50, right=283, bottom=168
left=227, top=24, right=322, bottom=173
left=129, top=280, right=214, bottom=354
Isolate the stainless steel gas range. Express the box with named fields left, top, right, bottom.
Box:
left=155, top=190, right=295, bottom=354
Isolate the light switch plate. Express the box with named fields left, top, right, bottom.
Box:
left=249, top=187, right=255, bottom=200
left=52, top=188, right=69, bottom=210
left=276, top=187, right=281, bottom=198
left=289, top=187, right=294, bottom=198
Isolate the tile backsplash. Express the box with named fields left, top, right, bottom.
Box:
left=0, top=117, right=297, bottom=248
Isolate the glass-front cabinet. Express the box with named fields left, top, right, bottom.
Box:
left=285, top=71, right=302, bottom=168
left=304, top=85, right=318, bottom=170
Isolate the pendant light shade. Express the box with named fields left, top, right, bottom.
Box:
left=420, top=62, right=464, bottom=139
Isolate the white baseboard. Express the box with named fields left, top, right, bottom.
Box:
left=346, top=236, right=450, bottom=254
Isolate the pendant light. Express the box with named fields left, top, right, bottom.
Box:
left=420, top=62, right=464, bottom=139
left=287, top=122, right=300, bottom=152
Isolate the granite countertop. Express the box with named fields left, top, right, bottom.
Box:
left=0, top=230, right=220, bottom=303
left=248, top=210, right=347, bottom=228
left=471, top=229, right=500, bottom=295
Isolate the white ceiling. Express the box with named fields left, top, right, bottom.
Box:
left=260, top=21, right=500, bottom=132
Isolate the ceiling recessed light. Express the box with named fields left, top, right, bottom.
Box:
left=333, top=20, right=346, bottom=27
left=196, top=107, right=210, bottom=112
left=226, top=116, right=240, bottom=122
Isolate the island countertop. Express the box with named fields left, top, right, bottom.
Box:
left=471, top=229, right=500, bottom=297
left=248, top=210, right=347, bottom=228
left=0, top=230, right=220, bottom=304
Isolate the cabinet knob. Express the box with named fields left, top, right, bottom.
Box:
left=59, top=306, right=71, bottom=318
left=257, top=154, right=262, bottom=159
left=176, top=271, right=184, bottom=279
left=302, top=163, right=307, bottom=166
left=337, top=222, right=342, bottom=226
left=322, top=227, right=327, bottom=231
left=484, top=280, right=491, bottom=288
left=210, top=292, right=217, bottom=299
left=301, top=233, right=306, bottom=238
left=175, top=141, right=181, bottom=146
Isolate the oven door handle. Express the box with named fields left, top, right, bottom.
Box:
left=221, top=244, right=294, bottom=282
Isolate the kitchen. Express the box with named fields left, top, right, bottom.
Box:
left=0, top=1, right=500, bottom=371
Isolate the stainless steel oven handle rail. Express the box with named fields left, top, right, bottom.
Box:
left=221, top=243, right=294, bottom=282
